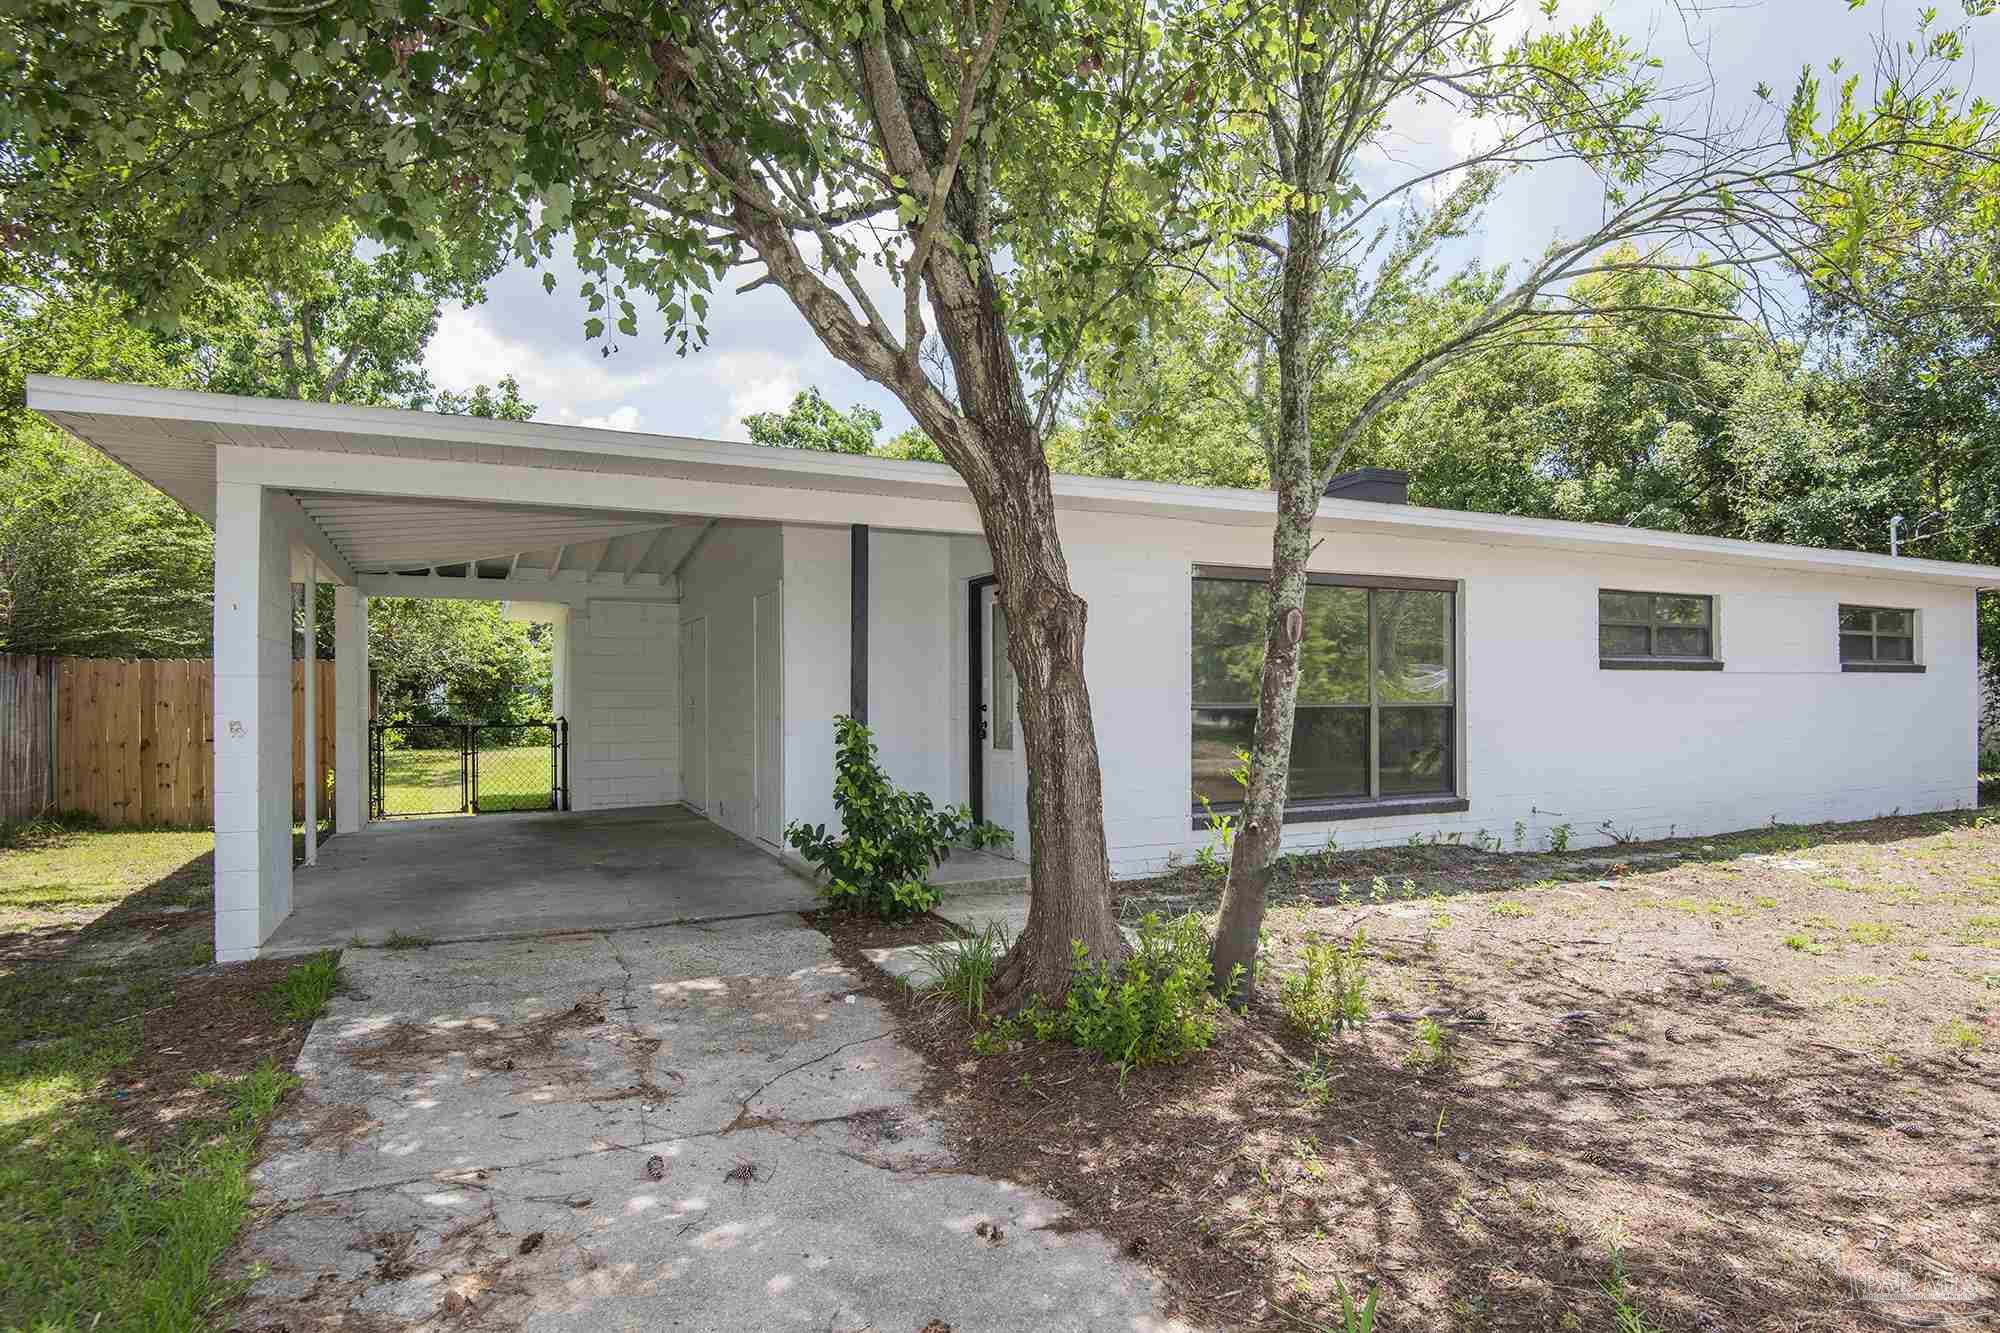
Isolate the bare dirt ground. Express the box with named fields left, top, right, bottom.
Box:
left=825, top=811, right=2000, bottom=1333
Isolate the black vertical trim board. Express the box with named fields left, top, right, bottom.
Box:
left=850, top=524, right=869, bottom=722
left=968, top=574, right=997, bottom=823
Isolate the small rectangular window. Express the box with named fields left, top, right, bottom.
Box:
left=1599, top=590, right=1715, bottom=664
left=1839, top=605, right=1918, bottom=668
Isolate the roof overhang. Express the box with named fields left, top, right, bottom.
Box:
left=28, top=374, right=2000, bottom=590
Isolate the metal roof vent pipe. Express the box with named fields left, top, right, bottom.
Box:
left=1323, top=467, right=1409, bottom=504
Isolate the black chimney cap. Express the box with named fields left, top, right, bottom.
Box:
left=1323, top=467, right=1409, bottom=504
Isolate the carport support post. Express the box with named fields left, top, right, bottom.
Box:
left=334, top=587, right=368, bottom=834
left=850, top=524, right=868, bottom=723
left=212, top=482, right=294, bottom=962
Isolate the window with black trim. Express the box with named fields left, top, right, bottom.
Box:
left=1191, top=573, right=1455, bottom=810
left=1839, top=605, right=1917, bottom=667
left=1598, top=590, right=1715, bottom=664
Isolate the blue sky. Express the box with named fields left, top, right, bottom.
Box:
left=422, top=0, right=1985, bottom=443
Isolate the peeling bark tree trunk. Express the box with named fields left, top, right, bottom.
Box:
left=1210, top=66, right=1331, bottom=991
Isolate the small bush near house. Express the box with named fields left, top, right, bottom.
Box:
left=1007, top=913, right=1240, bottom=1075
left=787, top=715, right=1007, bottom=918
left=1279, top=928, right=1371, bottom=1041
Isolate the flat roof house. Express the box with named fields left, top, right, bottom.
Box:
left=27, top=375, right=1998, bottom=960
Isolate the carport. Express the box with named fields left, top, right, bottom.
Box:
left=265, top=805, right=820, bottom=951
left=27, top=374, right=1027, bottom=961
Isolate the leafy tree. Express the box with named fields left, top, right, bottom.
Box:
left=2, top=244, right=530, bottom=657
left=744, top=388, right=882, bottom=454
left=0, top=284, right=212, bottom=656
left=3, top=0, right=1225, bottom=1000
left=368, top=598, right=552, bottom=725
left=1174, top=0, right=1999, bottom=986
left=876, top=427, right=946, bottom=463
left=181, top=224, right=494, bottom=407
left=432, top=375, right=535, bottom=422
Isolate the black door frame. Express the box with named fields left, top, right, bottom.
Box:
left=966, top=574, right=997, bottom=823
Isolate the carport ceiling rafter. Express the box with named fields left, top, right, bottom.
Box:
left=288, top=491, right=712, bottom=584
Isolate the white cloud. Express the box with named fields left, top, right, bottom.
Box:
left=719, top=357, right=806, bottom=439
left=578, top=404, right=643, bottom=432
left=427, top=303, right=659, bottom=408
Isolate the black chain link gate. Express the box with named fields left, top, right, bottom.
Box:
left=371, top=718, right=568, bottom=818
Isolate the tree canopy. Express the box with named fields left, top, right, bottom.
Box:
left=1, top=241, right=532, bottom=658
left=368, top=598, right=552, bottom=725
left=743, top=388, right=883, bottom=455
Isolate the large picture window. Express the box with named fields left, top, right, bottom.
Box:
left=1191, top=573, right=1456, bottom=810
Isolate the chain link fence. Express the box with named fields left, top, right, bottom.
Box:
left=371, top=719, right=566, bottom=817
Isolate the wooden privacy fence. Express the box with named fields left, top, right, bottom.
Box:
left=0, top=653, right=335, bottom=827
left=0, top=656, right=56, bottom=824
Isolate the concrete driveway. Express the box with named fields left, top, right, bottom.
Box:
left=267, top=806, right=1026, bottom=954
left=232, top=915, right=1188, bottom=1331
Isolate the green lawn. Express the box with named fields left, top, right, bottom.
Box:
left=0, top=823, right=212, bottom=935
left=381, top=741, right=556, bottom=815
left=0, top=821, right=316, bottom=1331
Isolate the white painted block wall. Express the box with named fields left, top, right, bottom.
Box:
left=566, top=597, right=681, bottom=811
left=212, top=482, right=295, bottom=961
left=678, top=523, right=785, bottom=843
left=1057, top=512, right=1981, bottom=875
left=866, top=530, right=956, bottom=803
left=703, top=514, right=1977, bottom=885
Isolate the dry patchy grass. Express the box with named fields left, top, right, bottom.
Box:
left=862, top=810, right=2000, bottom=1333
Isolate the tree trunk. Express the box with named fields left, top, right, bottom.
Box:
left=1210, top=93, right=1328, bottom=992
left=981, top=483, right=1126, bottom=1006
left=939, top=290, right=1126, bottom=1008
left=680, top=21, right=1128, bottom=1007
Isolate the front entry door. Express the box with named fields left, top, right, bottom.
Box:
left=979, top=585, right=1028, bottom=856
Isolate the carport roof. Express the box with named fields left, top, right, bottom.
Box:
left=27, top=373, right=2000, bottom=589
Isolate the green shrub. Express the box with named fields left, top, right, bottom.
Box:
left=1279, top=927, right=1370, bottom=1041
left=787, top=715, right=1006, bottom=918
left=1020, top=913, right=1239, bottom=1075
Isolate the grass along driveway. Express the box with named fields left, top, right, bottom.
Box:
left=0, top=820, right=328, bottom=1331
left=870, top=810, right=2000, bottom=1333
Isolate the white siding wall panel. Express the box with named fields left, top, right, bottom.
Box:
left=566, top=598, right=680, bottom=811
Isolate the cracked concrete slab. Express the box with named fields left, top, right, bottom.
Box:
left=233, top=914, right=1193, bottom=1331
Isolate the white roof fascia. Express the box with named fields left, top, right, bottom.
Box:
left=28, top=374, right=2000, bottom=589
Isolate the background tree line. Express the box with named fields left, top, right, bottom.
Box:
left=0, top=231, right=551, bottom=724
